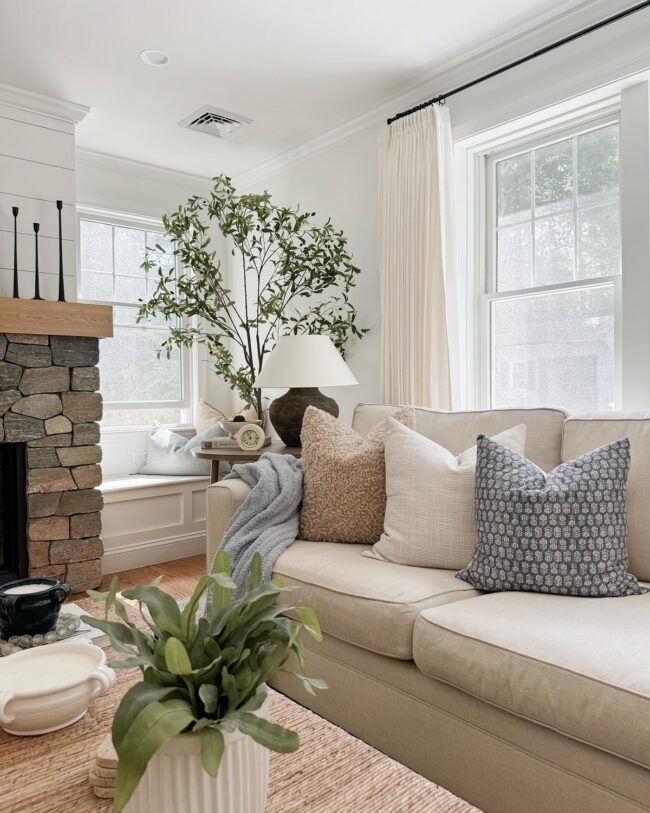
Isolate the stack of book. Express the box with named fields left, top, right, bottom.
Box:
left=201, top=436, right=272, bottom=450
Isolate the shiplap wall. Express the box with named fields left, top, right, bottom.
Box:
left=0, top=86, right=88, bottom=301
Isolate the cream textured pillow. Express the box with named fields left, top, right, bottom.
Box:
left=299, top=406, right=416, bottom=544
left=365, top=419, right=526, bottom=569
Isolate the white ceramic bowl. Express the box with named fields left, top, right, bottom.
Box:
left=219, top=419, right=263, bottom=436
left=0, top=640, right=115, bottom=736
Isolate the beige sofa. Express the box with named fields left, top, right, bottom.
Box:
left=206, top=404, right=650, bottom=813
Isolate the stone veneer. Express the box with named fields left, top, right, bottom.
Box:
left=0, top=332, right=103, bottom=592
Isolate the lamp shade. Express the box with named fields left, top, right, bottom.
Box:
left=254, top=335, right=358, bottom=389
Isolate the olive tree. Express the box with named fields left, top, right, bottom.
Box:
left=138, top=175, right=366, bottom=418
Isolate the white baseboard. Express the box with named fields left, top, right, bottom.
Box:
left=101, top=531, right=206, bottom=574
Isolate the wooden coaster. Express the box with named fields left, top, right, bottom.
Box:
left=95, top=733, right=118, bottom=769
left=89, top=767, right=115, bottom=789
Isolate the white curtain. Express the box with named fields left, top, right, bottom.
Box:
left=378, top=104, right=458, bottom=409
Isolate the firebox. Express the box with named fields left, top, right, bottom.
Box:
left=0, top=443, right=28, bottom=585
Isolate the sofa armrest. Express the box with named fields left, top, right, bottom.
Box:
left=205, top=479, right=251, bottom=572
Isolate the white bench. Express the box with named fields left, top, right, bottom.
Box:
left=100, top=474, right=211, bottom=573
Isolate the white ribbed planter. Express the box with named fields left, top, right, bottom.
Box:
left=124, top=698, right=270, bottom=813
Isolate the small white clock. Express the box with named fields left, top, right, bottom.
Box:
left=235, top=423, right=266, bottom=451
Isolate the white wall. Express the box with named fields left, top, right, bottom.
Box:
left=237, top=124, right=381, bottom=424
left=235, top=4, right=650, bottom=417
left=75, top=151, right=232, bottom=475
left=0, top=86, right=88, bottom=301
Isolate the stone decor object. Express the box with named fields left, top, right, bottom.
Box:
left=0, top=332, right=103, bottom=591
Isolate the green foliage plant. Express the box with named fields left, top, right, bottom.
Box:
left=82, top=552, right=325, bottom=812
left=138, top=174, right=367, bottom=418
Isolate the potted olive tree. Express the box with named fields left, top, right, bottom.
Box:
left=83, top=552, right=324, bottom=813
left=138, top=174, right=367, bottom=419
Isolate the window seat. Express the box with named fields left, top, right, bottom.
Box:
left=101, top=474, right=210, bottom=493
left=100, top=474, right=210, bottom=573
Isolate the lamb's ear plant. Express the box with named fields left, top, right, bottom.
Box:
left=82, top=552, right=326, bottom=813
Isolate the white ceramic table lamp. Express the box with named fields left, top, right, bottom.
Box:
left=253, top=335, right=358, bottom=446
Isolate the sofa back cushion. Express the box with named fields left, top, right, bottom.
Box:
left=352, top=404, right=566, bottom=473
left=563, top=413, right=650, bottom=582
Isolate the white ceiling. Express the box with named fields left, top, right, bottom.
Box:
left=0, top=0, right=615, bottom=179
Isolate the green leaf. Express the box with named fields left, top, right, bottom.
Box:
left=199, top=727, right=225, bottom=777
left=180, top=576, right=215, bottom=640
left=296, top=675, right=328, bottom=696
left=198, top=684, right=220, bottom=714
left=234, top=712, right=299, bottom=753
left=294, top=606, right=322, bottom=641
left=112, top=682, right=180, bottom=751
left=122, top=584, right=182, bottom=631
left=165, top=638, right=193, bottom=675
left=113, top=699, right=195, bottom=812
left=245, top=552, right=263, bottom=592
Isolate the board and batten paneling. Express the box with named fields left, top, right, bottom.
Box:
left=0, top=192, right=76, bottom=240
left=0, top=85, right=89, bottom=305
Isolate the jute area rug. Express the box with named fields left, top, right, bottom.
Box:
left=0, top=599, right=481, bottom=813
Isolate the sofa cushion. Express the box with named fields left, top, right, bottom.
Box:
left=367, top=420, right=526, bottom=570
left=352, top=403, right=566, bottom=473
left=273, top=541, right=479, bottom=659
left=413, top=590, right=650, bottom=768
left=563, top=413, right=650, bottom=582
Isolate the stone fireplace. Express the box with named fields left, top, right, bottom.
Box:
left=0, top=330, right=105, bottom=592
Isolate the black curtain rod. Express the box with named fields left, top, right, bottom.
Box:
left=387, top=0, right=650, bottom=125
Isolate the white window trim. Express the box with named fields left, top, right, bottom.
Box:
left=480, top=111, right=621, bottom=410
left=76, top=205, right=198, bottom=431
left=455, top=86, right=640, bottom=410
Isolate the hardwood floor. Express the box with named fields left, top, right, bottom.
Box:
left=71, top=554, right=205, bottom=602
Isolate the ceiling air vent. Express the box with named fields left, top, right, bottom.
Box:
left=179, top=106, right=252, bottom=139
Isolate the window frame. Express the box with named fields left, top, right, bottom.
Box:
left=76, top=206, right=196, bottom=430
left=476, top=111, right=622, bottom=410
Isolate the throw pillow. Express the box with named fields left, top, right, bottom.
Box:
left=194, top=399, right=259, bottom=434
left=139, top=422, right=224, bottom=477
left=365, top=419, right=526, bottom=569
left=195, top=399, right=227, bottom=434
left=299, top=405, right=415, bottom=544
left=457, top=436, right=648, bottom=597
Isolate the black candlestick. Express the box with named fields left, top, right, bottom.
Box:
left=12, top=207, right=19, bottom=298
left=33, top=223, right=42, bottom=300
left=56, top=200, right=65, bottom=302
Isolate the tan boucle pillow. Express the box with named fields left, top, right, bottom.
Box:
left=299, top=405, right=415, bottom=544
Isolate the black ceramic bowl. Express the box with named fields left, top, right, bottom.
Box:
left=0, top=578, right=71, bottom=639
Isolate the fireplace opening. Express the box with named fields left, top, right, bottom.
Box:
left=0, top=443, right=28, bottom=585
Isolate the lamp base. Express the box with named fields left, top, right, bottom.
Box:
left=269, top=387, right=338, bottom=447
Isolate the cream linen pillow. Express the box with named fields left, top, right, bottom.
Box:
left=366, top=419, right=526, bottom=569
left=299, top=406, right=415, bottom=544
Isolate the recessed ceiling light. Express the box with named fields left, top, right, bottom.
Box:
left=140, top=49, right=169, bottom=67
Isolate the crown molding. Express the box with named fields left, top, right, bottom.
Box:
left=235, top=0, right=645, bottom=187
left=76, top=148, right=213, bottom=186
left=0, top=83, right=89, bottom=124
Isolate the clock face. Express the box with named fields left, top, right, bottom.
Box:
left=236, top=424, right=264, bottom=450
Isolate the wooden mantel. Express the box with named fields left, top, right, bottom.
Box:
left=0, top=297, right=113, bottom=338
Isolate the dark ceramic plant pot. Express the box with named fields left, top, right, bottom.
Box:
left=269, top=387, right=339, bottom=447
left=0, top=577, right=71, bottom=638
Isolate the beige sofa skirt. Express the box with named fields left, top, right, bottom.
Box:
left=271, top=633, right=650, bottom=813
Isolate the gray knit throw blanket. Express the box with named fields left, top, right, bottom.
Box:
left=213, top=453, right=303, bottom=596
